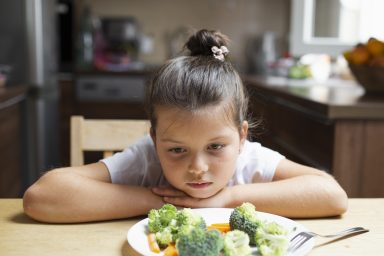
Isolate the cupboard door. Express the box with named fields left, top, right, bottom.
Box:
left=0, top=104, right=22, bottom=197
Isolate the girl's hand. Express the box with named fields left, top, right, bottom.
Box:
left=151, top=186, right=232, bottom=208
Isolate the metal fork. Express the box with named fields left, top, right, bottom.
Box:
left=288, top=226, right=369, bottom=253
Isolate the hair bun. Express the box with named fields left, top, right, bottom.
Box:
left=185, top=29, right=229, bottom=57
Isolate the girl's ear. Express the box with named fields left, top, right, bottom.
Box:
left=150, top=127, right=156, bottom=146
left=239, top=121, right=248, bottom=153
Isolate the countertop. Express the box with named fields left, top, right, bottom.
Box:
left=1, top=199, right=383, bottom=256
left=243, top=76, right=384, bottom=119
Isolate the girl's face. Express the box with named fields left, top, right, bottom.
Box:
left=151, top=105, right=248, bottom=199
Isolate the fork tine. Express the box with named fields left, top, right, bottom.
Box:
left=289, top=235, right=306, bottom=251
left=288, top=232, right=313, bottom=252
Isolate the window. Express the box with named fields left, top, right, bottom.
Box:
left=290, top=0, right=384, bottom=57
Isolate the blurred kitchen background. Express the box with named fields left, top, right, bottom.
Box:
left=1, top=0, right=384, bottom=198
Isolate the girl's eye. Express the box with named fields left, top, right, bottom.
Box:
left=169, top=147, right=186, bottom=154
left=207, top=144, right=224, bottom=150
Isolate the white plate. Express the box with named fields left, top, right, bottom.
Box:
left=127, top=208, right=314, bottom=256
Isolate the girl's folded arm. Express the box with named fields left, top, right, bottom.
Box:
left=23, top=162, right=164, bottom=223
left=229, top=159, right=348, bottom=218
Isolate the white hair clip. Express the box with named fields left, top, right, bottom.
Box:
left=211, top=46, right=229, bottom=61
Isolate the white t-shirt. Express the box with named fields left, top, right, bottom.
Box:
left=101, top=135, right=285, bottom=187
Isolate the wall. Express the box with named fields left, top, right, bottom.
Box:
left=82, top=0, right=290, bottom=71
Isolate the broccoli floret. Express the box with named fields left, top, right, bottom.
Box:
left=148, top=204, right=207, bottom=248
left=229, top=202, right=261, bottom=245
left=148, top=204, right=178, bottom=233
left=255, top=222, right=289, bottom=256
left=222, top=230, right=252, bottom=256
left=155, top=226, right=174, bottom=248
left=177, top=208, right=206, bottom=228
left=173, top=208, right=206, bottom=240
left=176, top=228, right=224, bottom=256
left=229, top=202, right=289, bottom=256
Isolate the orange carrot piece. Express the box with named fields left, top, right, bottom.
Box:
left=147, top=233, right=161, bottom=253
left=164, top=243, right=178, bottom=256
left=210, top=223, right=230, bottom=227
left=208, top=223, right=231, bottom=233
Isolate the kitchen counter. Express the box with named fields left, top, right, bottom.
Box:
left=244, top=76, right=384, bottom=120
left=244, top=76, right=384, bottom=197
left=0, top=198, right=383, bottom=256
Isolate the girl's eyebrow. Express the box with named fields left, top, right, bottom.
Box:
left=209, top=134, right=232, bottom=141
left=160, top=138, right=184, bottom=144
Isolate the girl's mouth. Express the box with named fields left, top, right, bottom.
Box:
left=186, top=181, right=213, bottom=189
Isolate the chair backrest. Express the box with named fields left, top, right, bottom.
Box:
left=70, top=115, right=150, bottom=166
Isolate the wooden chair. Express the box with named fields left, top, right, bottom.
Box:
left=70, top=116, right=150, bottom=166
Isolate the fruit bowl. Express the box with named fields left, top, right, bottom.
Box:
left=344, top=38, right=384, bottom=94
left=349, top=64, right=384, bottom=93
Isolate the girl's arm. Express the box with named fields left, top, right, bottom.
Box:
left=23, top=162, right=164, bottom=223
left=154, top=159, right=348, bottom=218
left=227, top=159, right=348, bottom=218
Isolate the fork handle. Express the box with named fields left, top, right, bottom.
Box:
left=310, top=227, right=368, bottom=238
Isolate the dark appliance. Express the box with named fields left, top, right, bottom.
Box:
left=57, top=0, right=74, bottom=72
left=93, top=17, right=143, bottom=71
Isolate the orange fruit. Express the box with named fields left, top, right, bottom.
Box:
left=349, top=45, right=371, bottom=65
left=366, top=38, right=384, bottom=57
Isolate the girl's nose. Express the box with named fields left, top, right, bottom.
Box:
left=188, top=169, right=205, bottom=179
left=188, top=154, right=208, bottom=178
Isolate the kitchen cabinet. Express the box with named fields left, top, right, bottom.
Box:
left=59, top=70, right=153, bottom=165
left=0, top=86, right=28, bottom=197
left=244, top=76, right=384, bottom=197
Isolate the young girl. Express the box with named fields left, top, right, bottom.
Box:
left=23, top=29, right=348, bottom=223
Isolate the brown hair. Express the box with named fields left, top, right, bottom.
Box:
left=146, top=29, right=249, bottom=133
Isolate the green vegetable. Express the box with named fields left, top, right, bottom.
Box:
left=288, top=64, right=311, bottom=79
left=154, top=226, right=173, bottom=248
left=229, top=202, right=289, bottom=256
left=256, top=222, right=289, bottom=256
left=176, top=228, right=224, bottom=256
left=174, top=208, right=206, bottom=239
left=147, top=204, right=206, bottom=248
left=229, top=202, right=261, bottom=245
left=148, top=203, right=178, bottom=233
left=222, top=230, right=252, bottom=256
left=177, top=208, right=206, bottom=227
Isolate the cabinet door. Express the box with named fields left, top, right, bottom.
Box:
left=248, top=88, right=334, bottom=172
left=0, top=104, right=22, bottom=197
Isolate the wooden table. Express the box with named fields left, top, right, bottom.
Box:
left=1, top=199, right=383, bottom=255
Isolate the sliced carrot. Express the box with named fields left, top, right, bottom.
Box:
left=207, top=223, right=231, bottom=233
left=164, top=243, right=178, bottom=256
left=147, top=233, right=161, bottom=253
left=210, top=223, right=230, bottom=227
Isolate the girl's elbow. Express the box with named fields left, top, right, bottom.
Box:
left=23, top=185, right=45, bottom=222
left=321, top=173, right=349, bottom=216
left=23, top=185, right=60, bottom=223
left=23, top=170, right=61, bottom=222
left=330, top=187, right=349, bottom=216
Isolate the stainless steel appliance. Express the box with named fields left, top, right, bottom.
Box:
left=0, top=0, right=61, bottom=189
